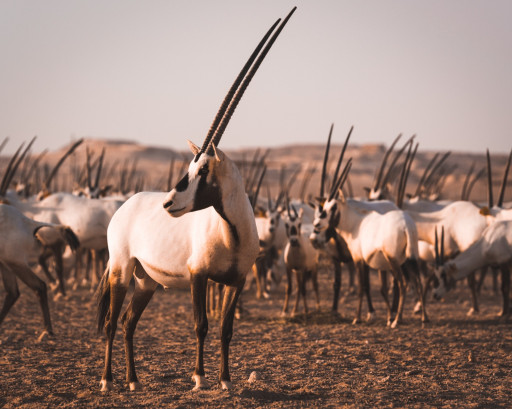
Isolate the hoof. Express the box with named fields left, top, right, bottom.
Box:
left=221, top=380, right=233, bottom=390
left=352, top=318, right=359, bottom=325
left=390, top=320, right=398, bottom=329
left=413, top=301, right=422, bottom=314
left=366, top=312, right=374, bottom=322
left=100, top=380, right=113, bottom=392
left=192, top=375, right=209, bottom=390
left=467, top=308, right=479, bottom=316
left=129, top=381, right=142, bottom=391
left=53, top=292, right=63, bottom=302
left=49, top=282, right=59, bottom=292
left=37, top=330, right=51, bottom=343
left=262, top=291, right=270, bottom=299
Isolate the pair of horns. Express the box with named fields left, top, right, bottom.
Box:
left=434, top=225, right=445, bottom=267
left=0, top=136, right=37, bottom=196
left=285, top=195, right=299, bottom=220
left=319, top=124, right=353, bottom=201
left=196, top=7, right=297, bottom=161
left=486, top=148, right=512, bottom=208
left=396, top=141, right=419, bottom=208
left=413, top=150, right=451, bottom=198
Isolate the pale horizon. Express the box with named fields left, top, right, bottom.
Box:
left=1, top=1, right=511, bottom=156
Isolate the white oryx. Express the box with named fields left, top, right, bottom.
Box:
left=0, top=204, right=79, bottom=334
left=282, top=201, right=319, bottom=316
left=96, top=8, right=296, bottom=392
left=432, top=221, right=512, bottom=318
left=312, top=188, right=427, bottom=328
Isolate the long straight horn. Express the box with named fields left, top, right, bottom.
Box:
left=0, top=137, right=9, bottom=155
left=373, top=133, right=402, bottom=191
left=330, top=125, right=353, bottom=197
left=251, top=165, right=266, bottom=210
left=380, top=135, right=415, bottom=191
left=397, top=142, right=418, bottom=209
left=440, top=226, right=445, bottom=264
left=44, top=139, right=84, bottom=190
left=1, top=136, right=36, bottom=196
left=266, top=183, right=272, bottom=211
left=209, top=7, right=297, bottom=151
left=434, top=226, right=440, bottom=267
left=423, top=151, right=451, bottom=193
left=94, top=147, right=106, bottom=189
left=461, top=161, right=476, bottom=201
left=0, top=142, right=24, bottom=196
left=331, top=158, right=352, bottom=200
left=486, top=149, right=494, bottom=208
left=85, top=146, right=93, bottom=189
left=497, top=148, right=512, bottom=208
left=466, top=167, right=485, bottom=202
left=197, top=19, right=282, bottom=157
left=414, top=152, right=439, bottom=198
left=320, top=123, right=334, bottom=198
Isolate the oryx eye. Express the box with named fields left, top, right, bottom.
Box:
left=199, top=164, right=209, bottom=176
left=320, top=210, right=327, bottom=218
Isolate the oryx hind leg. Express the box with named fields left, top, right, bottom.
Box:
left=384, top=257, right=406, bottom=329
left=498, top=264, right=510, bottom=319
left=378, top=270, right=392, bottom=326
left=219, top=279, right=245, bottom=390
left=100, top=259, right=133, bottom=392
left=121, top=261, right=158, bottom=391
left=0, top=266, right=20, bottom=328
left=7, top=262, right=53, bottom=334
left=467, top=272, right=480, bottom=316
left=403, top=258, right=429, bottom=324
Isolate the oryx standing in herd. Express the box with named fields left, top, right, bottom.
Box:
left=96, top=8, right=297, bottom=392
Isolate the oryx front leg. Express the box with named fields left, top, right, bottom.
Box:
left=331, top=261, right=341, bottom=313
left=282, top=267, right=293, bottom=316
left=191, top=274, right=209, bottom=390
left=219, top=280, right=245, bottom=390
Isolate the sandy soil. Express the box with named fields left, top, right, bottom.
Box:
left=1, top=269, right=511, bottom=408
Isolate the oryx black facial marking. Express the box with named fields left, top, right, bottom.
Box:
left=175, top=173, right=190, bottom=192
left=191, top=164, right=240, bottom=247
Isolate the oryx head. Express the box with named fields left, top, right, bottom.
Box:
left=162, top=7, right=297, bottom=218
left=284, top=199, right=303, bottom=247
left=310, top=198, right=339, bottom=249
left=163, top=142, right=227, bottom=217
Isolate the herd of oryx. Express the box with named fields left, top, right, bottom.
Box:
left=1, top=7, right=512, bottom=393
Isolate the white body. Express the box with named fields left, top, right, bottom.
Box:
left=108, top=191, right=258, bottom=289
left=434, top=220, right=512, bottom=297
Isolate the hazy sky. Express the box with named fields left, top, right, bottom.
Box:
left=1, top=0, right=511, bottom=155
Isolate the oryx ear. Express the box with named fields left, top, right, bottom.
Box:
left=211, top=144, right=224, bottom=162
left=187, top=140, right=201, bottom=155
left=338, top=188, right=346, bottom=204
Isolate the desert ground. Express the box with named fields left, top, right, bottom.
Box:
left=1, top=265, right=511, bottom=408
